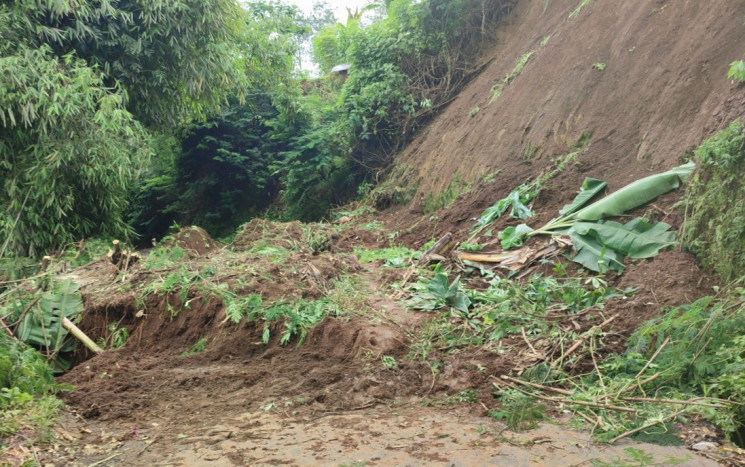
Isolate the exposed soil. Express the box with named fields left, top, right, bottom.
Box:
left=14, top=0, right=745, bottom=465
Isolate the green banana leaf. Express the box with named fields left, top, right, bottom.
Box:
left=571, top=218, right=676, bottom=259
left=15, top=280, right=83, bottom=371
left=567, top=232, right=626, bottom=273
left=559, top=177, right=607, bottom=216
left=575, top=162, right=694, bottom=221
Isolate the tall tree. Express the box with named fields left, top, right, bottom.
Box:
left=0, top=0, right=248, bottom=256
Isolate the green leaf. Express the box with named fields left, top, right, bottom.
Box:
left=575, top=162, right=694, bottom=221
left=566, top=232, right=625, bottom=273
left=499, top=224, right=534, bottom=249
left=558, top=177, right=607, bottom=216
left=427, top=273, right=450, bottom=299
left=572, top=218, right=676, bottom=259
left=450, top=293, right=472, bottom=314
left=728, top=60, right=745, bottom=82
left=508, top=190, right=532, bottom=219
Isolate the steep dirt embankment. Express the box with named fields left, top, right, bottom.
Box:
left=394, top=0, right=745, bottom=227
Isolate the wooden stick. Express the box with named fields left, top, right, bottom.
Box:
left=456, top=251, right=515, bottom=263
left=0, top=317, right=15, bottom=338
left=552, top=314, right=618, bottom=367
left=521, top=327, right=542, bottom=357
left=635, top=336, right=670, bottom=379
left=607, top=373, right=661, bottom=400
left=621, top=397, right=726, bottom=408
left=609, top=409, right=686, bottom=443
left=497, top=374, right=573, bottom=396
left=62, top=317, right=103, bottom=354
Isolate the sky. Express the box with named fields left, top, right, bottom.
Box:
left=289, top=0, right=373, bottom=24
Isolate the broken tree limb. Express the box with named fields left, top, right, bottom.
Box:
left=62, top=317, right=103, bottom=354
left=419, top=232, right=454, bottom=265
left=493, top=379, right=636, bottom=413
left=456, top=251, right=515, bottom=263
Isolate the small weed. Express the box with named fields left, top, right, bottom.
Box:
left=98, top=322, right=129, bottom=350
left=181, top=336, right=209, bottom=356
left=572, top=131, right=593, bottom=149
left=247, top=243, right=290, bottom=264
left=490, top=51, right=534, bottom=103
left=381, top=355, right=397, bottom=369
left=523, top=142, right=537, bottom=159
left=144, top=245, right=185, bottom=269
left=489, top=389, right=547, bottom=431
left=568, top=0, right=595, bottom=19
left=421, top=174, right=470, bottom=214
left=354, top=246, right=415, bottom=264
left=729, top=60, right=745, bottom=82
left=592, top=62, right=606, bottom=71
left=469, top=106, right=480, bottom=118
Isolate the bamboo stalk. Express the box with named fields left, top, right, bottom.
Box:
left=62, top=317, right=103, bottom=354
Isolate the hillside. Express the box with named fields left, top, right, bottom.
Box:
left=7, top=1, right=745, bottom=465
left=389, top=0, right=745, bottom=243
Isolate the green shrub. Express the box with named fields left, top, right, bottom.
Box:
left=683, top=119, right=745, bottom=281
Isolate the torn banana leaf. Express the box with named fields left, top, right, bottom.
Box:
left=566, top=232, right=626, bottom=273
left=571, top=218, right=676, bottom=259
left=559, top=177, right=607, bottom=216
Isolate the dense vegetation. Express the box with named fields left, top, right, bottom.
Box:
left=1, top=0, right=515, bottom=251
left=683, top=119, right=745, bottom=281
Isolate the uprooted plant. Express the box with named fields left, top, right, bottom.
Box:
left=468, top=162, right=695, bottom=273
left=407, top=268, right=633, bottom=361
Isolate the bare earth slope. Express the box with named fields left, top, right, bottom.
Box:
left=393, top=0, right=745, bottom=228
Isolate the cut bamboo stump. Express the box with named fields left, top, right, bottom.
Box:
left=62, top=317, right=103, bottom=354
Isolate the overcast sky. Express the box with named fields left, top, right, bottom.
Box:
left=289, top=0, right=373, bottom=24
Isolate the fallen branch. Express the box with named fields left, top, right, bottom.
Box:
left=552, top=314, right=618, bottom=367
left=621, top=396, right=729, bottom=408
left=493, top=379, right=636, bottom=413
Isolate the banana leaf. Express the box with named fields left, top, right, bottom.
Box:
left=559, top=177, right=607, bottom=216
left=14, top=280, right=83, bottom=371
left=499, top=223, right=534, bottom=249
left=566, top=232, right=626, bottom=273
left=574, top=162, right=694, bottom=221
left=571, top=218, right=676, bottom=259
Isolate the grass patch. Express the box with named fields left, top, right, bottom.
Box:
left=421, top=174, right=470, bottom=214
left=354, top=246, right=416, bottom=265
left=568, top=0, right=595, bottom=19
left=490, top=51, right=534, bottom=103
left=683, top=119, right=745, bottom=281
